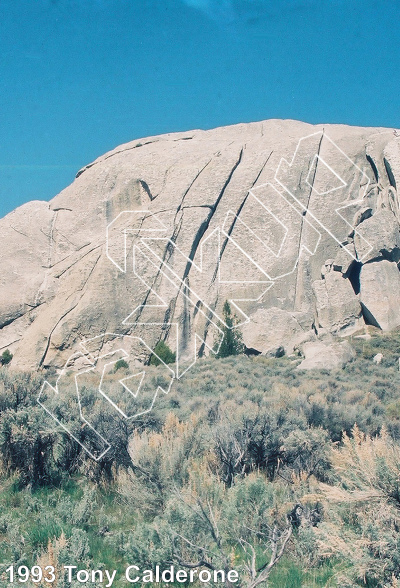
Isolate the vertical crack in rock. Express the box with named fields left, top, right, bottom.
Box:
left=159, top=215, right=186, bottom=341
left=175, top=148, right=244, bottom=354
left=197, top=150, right=273, bottom=353
left=153, top=159, right=217, bottom=341
left=46, top=211, right=59, bottom=268
left=197, top=287, right=223, bottom=358
left=158, top=164, right=173, bottom=199
left=182, top=148, right=244, bottom=282
left=39, top=252, right=102, bottom=367
left=77, top=252, right=102, bottom=292
left=133, top=157, right=215, bottom=329
left=175, top=158, right=213, bottom=219
left=130, top=212, right=185, bottom=327
left=293, top=131, right=324, bottom=310
left=39, top=302, right=80, bottom=367
left=212, top=150, right=274, bottom=284
left=158, top=149, right=244, bottom=353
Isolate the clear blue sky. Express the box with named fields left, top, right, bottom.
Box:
left=1, top=0, right=399, bottom=218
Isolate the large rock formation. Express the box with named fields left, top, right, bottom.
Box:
left=1, top=119, right=400, bottom=372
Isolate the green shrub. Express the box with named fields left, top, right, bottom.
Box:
left=114, top=359, right=129, bottom=372
left=68, top=528, right=91, bottom=560
left=149, top=340, right=176, bottom=366
left=0, top=349, right=12, bottom=365
left=29, top=518, right=63, bottom=549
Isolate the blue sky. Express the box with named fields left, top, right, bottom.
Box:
left=1, top=0, right=399, bottom=218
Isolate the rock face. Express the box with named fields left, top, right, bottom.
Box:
left=360, top=261, right=400, bottom=331
left=1, top=119, right=400, bottom=371
left=297, top=340, right=356, bottom=371
left=354, top=209, right=400, bottom=262
left=312, top=269, right=363, bottom=334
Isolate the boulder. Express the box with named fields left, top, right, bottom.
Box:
left=354, top=209, right=400, bottom=263
left=333, top=244, right=357, bottom=277
left=264, top=345, right=285, bottom=358
left=312, top=270, right=363, bottom=334
left=241, top=307, right=314, bottom=356
left=353, top=207, right=373, bottom=227
left=360, top=260, right=400, bottom=331
left=297, top=340, right=356, bottom=370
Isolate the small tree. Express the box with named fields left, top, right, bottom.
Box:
left=0, top=349, right=13, bottom=366
left=215, top=301, right=244, bottom=359
left=150, top=340, right=176, bottom=366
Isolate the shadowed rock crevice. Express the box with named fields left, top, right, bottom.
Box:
left=366, top=153, right=379, bottom=183
left=347, top=260, right=362, bottom=295
left=360, top=301, right=381, bottom=328
left=384, top=157, right=397, bottom=189
left=139, top=180, right=155, bottom=201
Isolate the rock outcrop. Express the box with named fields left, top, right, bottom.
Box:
left=312, top=268, right=363, bottom=334
left=297, top=340, right=356, bottom=371
left=360, top=261, right=400, bottom=331
left=1, top=119, right=400, bottom=371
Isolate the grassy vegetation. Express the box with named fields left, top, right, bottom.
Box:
left=0, top=328, right=399, bottom=587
